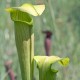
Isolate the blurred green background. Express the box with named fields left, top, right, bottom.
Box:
left=0, top=0, right=80, bottom=80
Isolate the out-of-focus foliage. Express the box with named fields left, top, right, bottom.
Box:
left=0, top=0, right=80, bottom=80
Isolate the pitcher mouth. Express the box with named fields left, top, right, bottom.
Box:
left=6, top=7, right=33, bottom=26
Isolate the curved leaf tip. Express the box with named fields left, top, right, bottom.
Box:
left=6, top=3, right=45, bottom=16
left=59, top=57, right=70, bottom=66
left=6, top=8, right=13, bottom=12
left=20, top=3, right=45, bottom=16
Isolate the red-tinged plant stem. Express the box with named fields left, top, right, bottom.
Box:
left=5, top=61, right=16, bottom=80
left=42, top=30, right=52, bottom=56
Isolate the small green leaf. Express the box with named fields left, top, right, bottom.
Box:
left=34, top=56, right=69, bottom=80
left=59, top=57, right=69, bottom=66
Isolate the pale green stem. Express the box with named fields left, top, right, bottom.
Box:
left=47, top=0, right=60, bottom=40
left=39, top=66, right=57, bottom=80
left=14, top=21, right=34, bottom=80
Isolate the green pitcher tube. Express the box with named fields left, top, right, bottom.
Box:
left=7, top=3, right=45, bottom=80
left=9, top=10, right=34, bottom=80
